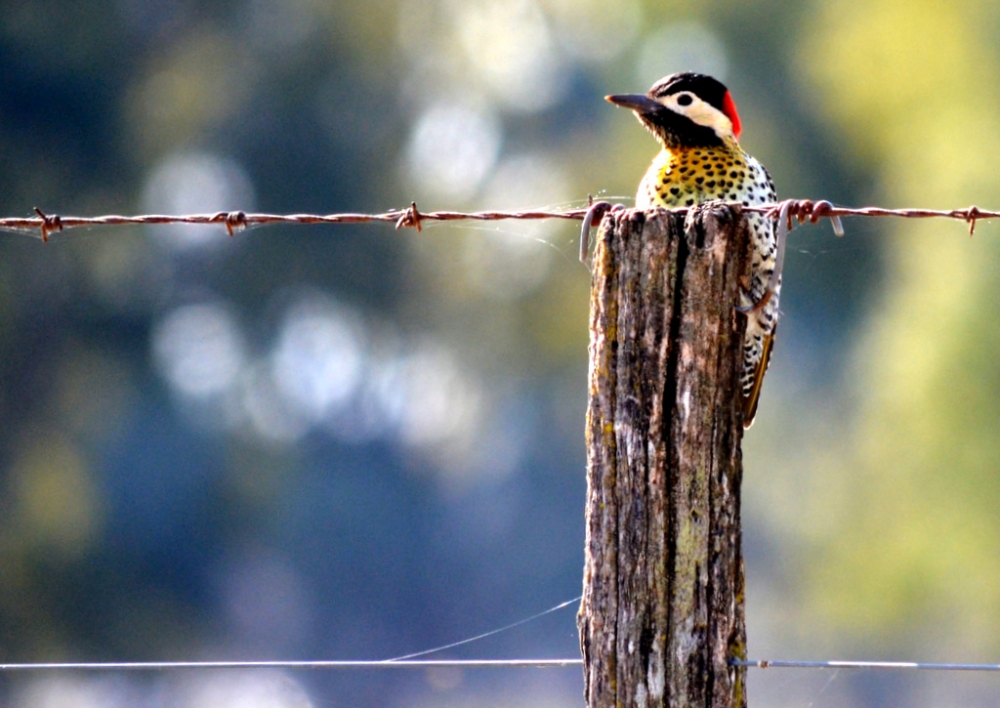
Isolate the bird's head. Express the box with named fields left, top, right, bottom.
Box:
left=606, top=72, right=742, bottom=149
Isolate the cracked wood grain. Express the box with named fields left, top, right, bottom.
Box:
left=578, top=204, right=750, bottom=708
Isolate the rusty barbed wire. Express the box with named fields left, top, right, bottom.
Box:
left=14, top=203, right=592, bottom=243
left=7, top=200, right=999, bottom=242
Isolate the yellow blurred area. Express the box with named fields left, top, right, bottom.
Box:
left=792, top=0, right=1000, bottom=651
left=10, top=435, right=99, bottom=555
left=3, top=347, right=124, bottom=559
left=803, top=0, right=999, bottom=168
left=126, top=31, right=255, bottom=154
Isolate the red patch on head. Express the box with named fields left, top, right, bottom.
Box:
left=722, top=91, right=742, bottom=140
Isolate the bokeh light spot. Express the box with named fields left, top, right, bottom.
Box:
left=395, top=341, right=481, bottom=448
left=152, top=302, right=245, bottom=398
left=454, top=0, right=566, bottom=112
left=549, top=0, right=642, bottom=63
left=12, top=676, right=134, bottom=708
left=404, top=101, right=502, bottom=202
left=270, top=294, right=365, bottom=424
left=166, top=671, right=313, bottom=708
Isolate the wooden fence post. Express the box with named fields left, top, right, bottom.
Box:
left=578, top=204, right=750, bottom=708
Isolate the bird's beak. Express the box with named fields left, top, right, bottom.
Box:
left=605, top=93, right=662, bottom=116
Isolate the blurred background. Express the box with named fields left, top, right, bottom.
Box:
left=2, top=0, right=1000, bottom=706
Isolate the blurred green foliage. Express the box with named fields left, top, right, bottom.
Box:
left=785, top=0, right=1000, bottom=658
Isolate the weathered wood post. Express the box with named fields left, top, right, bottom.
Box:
left=578, top=204, right=750, bottom=708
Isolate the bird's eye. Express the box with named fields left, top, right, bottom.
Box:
left=676, top=93, right=694, bottom=107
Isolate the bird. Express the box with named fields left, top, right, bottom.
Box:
left=606, top=71, right=778, bottom=428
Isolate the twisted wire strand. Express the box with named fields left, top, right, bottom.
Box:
left=7, top=200, right=997, bottom=241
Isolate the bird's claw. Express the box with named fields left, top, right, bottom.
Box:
left=766, top=198, right=844, bottom=237
left=736, top=288, right=775, bottom=315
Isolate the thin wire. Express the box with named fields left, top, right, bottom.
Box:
left=734, top=659, right=1000, bottom=672
left=805, top=669, right=840, bottom=708
left=0, top=597, right=584, bottom=673
left=0, top=659, right=583, bottom=672
left=6, top=657, right=1000, bottom=673
left=385, top=595, right=582, bottom=661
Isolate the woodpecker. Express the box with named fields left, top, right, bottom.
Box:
left=607, top=72, right=778, bottom=428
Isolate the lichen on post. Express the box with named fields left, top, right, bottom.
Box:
left=578, top=203, right=751, bottom=708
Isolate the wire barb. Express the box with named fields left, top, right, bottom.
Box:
left=33, top=207, right=63, bottom=243
left=215, top=210, right=248, bottom=236
left=964, top=205, right=981, bottom=235
left=395, top=201, right=425, bottom=231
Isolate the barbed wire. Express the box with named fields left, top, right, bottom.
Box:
left=8, top=200, right=999, bottom=242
